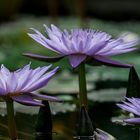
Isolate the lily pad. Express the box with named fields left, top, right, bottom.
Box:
left=41, top=70, right=94, bottom=94
left=88, top=88, right=126, bottom=102
left=0, top=101, right=76, bottom=115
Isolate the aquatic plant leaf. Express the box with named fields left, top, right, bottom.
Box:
left=40, top=70, right=94, bottom=94
left=0, top=101, right=76, bottom=115
left=88, top=88, right=125, bottom=102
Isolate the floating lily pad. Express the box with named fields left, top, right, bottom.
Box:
left=41, top=70, right=94, bottom=94
left=0, top=101, right=76, bottom=115
left=88, top=88, right=126, bottom=102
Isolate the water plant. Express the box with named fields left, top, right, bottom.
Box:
left=23, top=24, right=138, bottom=139
left=0, top=23, right=139, bottom=140
left=0, top=64, right=60, bottom=140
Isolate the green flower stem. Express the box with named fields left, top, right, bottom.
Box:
left=6, top=100, right=18, bottom=140
left=78, top=62, right=88, bottom=108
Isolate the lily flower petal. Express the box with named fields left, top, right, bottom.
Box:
left=124, top=118, right=140, bottom=125
left=93, top=55, right=132, bottom=68
left=30, top=92, right=62, bottom=103
left=117, top=97, right=140, bottom=125
left=23, top=67, right=59, bottom=92
left=0, top=64, right=60, bottom=106
left=11, top=94, right=43, bottom=106
left=23, top=53, right=65, bottom=63
left=26, top=24, right=138, bottom=68
left=68, top=54, right=87, bottom=68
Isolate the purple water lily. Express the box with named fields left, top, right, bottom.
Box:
left=94, top=128, right=116, bottom=140
left=24, top=24, right=138, bottom=68
left=117, top=97, right=140, bottom=125
left=0, top=64, right=60, bottom=106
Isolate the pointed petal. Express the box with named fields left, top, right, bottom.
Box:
left=0, top=87, right=6, bottom=95
left=7, top=73, right=18, bottom=93
left=1, top=64, right=10, bottom=74
left=95, top=128, right=116, bottom=140
left=15, top=63, right=31, bottom=74
left=24, top=67, right=59, bottom=92
left=0, top=65, right=11, bottom=92
left=27, top=33, right=57, bottom=53
left=23, top=65, right=52, bottom=89
left=12, top=94, right=43, bottom=106
left=99, top=47, right=137, bottom=56
left=23, top=53, right=65, bottom=63
left=28, top=28, right=62, bottom=53
left=30, top=93, right=62, bottom=103
left=68, top=54, right=86, bottom=68
left=51, top=24, right=62, bottom=35
left=0, top=78, right=7, bottom=92
left=86, top=41, right=108, bottom=55
left=124, top=118, right=140, bottom=125
left=15, top=69, right=33, bottom=91
left=93, top=55, right=132, bottom=68
left=117, top=103, right=140, bottom=116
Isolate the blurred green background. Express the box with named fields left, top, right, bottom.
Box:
left=0, top=0, right=140, bottom=140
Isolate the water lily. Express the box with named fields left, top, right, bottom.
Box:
left=0, top=64, right=60, bottom=140
left=0, top=64, right=60, bottom=106
left=94, top=128, right=116, bottom=140
left=117, top=97, right=140, bottom=125
left=24, top=24, right=138, bottom=68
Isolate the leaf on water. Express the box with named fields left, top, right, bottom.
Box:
left=88, top=88, right=126, bottom=102
left=0, top=101, right=76, bottom=115
left=0, top=102, right=39, bottom=115
left=111, top=114, right=134, bottom=126
left=126, top=67, right=140, bottom=98
left=41, top=70, right=94, bottom=94
left=50, top=103, right=76, bottom=115
left=87, top=65, right=130, bottom=81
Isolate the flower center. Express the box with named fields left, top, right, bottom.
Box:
left=1, top=92, right=22, bottom=101
left=8, top=92, right=22, bottom=97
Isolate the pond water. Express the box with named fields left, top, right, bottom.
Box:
left=0, top=101, right=138, bottom=140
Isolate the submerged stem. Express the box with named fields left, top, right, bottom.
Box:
left=6, top=100, right=18, bottom=140
left=78, top=62, right=88, bottom=108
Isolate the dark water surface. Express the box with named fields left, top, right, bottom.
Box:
left=0, top=102, right=139, bottom=140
